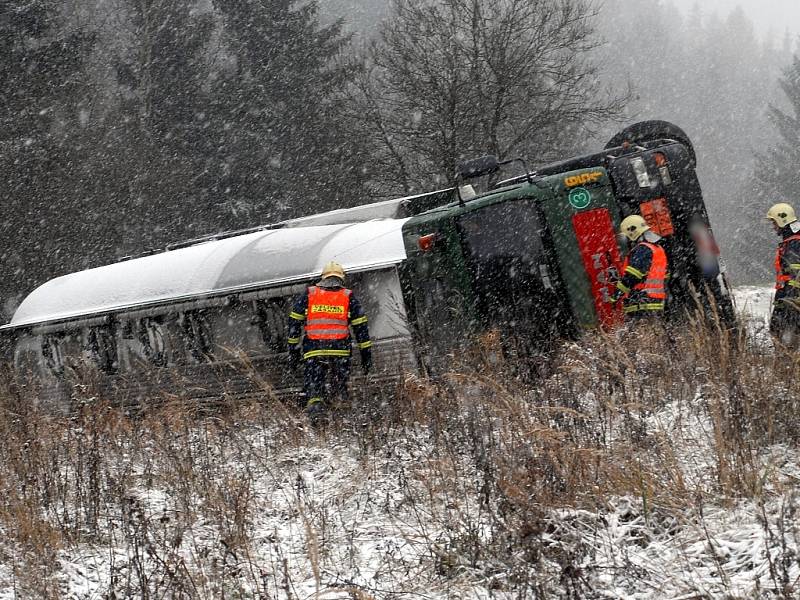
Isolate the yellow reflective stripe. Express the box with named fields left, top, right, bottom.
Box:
left=287, top=337, right=301, bottom=345
left=643, top=302, right=664, bottom=309
left=306, top=397, right=322, bottom=407
left=624, top=303, right=665, bottom=314
left=789, top=280, right=800, bottom=288
left=350, top=316, right=368, bottom=326
left=790, top=264, right=800, bottom=271
left=625, top=266, right=646, bottom=279
left=303, top=349, right=351, bottom=359
left=357, top=340, right=373, bottom=349
left=616, top=282, right=631, bottom=294
left=289, top=311, right=306, bottom=321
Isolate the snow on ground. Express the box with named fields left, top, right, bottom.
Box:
left=48, top=429, right=795, bottom=599
left=734, top=285, right=773, bottom=333
left=47, top=431, right=492, bottom=599
left=583, top=377, right=800, bottom=598
left=2, top=286, right=797, bottom=599
left=0, top=546, right=14, bottom=600
left=582, top=488, right=800, bottom=598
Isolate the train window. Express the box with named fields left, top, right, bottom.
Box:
left=85, top=326, right=118, bottom=374
left=14, top=337, right=43, bottom=378
left=254, top=298, right=288, bottom=353
left=118, top=319, right=149, bottom=370
left=136, top=317, right=168, bottom=367
left=41, top=334, right=65, bottom=376
left=459, top=198, right=548, bottom=327
left=209, top=303, right=264, bottom=358
left=460, top=198, right=545, bottom=265
left=39, top=332, right=83, bottom=376
left=179, top=311, right=213, bottom=363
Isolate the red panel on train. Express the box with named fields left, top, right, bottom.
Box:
left=572, top=208, right=623, bottom=328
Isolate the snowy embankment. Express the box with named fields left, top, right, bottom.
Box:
left=2, top=286, right=799, bottom=599
left=734, top=285, right=773, bottom=333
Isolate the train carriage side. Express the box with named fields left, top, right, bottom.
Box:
left=497, top=121, right=735, bottom=324
left=398, top=167, right=625, bottom=368
left=1, top=220, right=418, bottom=411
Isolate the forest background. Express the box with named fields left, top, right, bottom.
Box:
left=1, top=0, right=797, bottom=319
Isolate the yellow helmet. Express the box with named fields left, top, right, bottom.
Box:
left=766, top=203, right=797, bottom=228
left=320, top=261, right=345, bottom=281
left=619, top=215, right=650, bottom=242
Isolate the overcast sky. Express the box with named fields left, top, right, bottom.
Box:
left=669, top=0, right=799, bottom=38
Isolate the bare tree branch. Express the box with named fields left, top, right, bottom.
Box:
left=349, top=0, right=627, bottom=192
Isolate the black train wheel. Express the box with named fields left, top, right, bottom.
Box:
left=606, top=120, right=697, bottom=167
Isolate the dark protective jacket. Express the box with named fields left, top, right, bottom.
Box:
left=287, top=285, right=371, bottom=359
left=614, top=241, right=668, bottom=315
left=774, top=228, right=800, bottom=302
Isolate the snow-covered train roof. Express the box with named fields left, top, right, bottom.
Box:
left=5, top=218, right=410, bottom=330
left=281, top=197, right=409, bottom=227
left=279, top=188, right=455, bottom=228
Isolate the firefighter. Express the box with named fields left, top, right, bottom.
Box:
left=765, top=203, right=800, bottom=345
left=612, top=215, right=669, bottom=318
left=287, top=261, right=372, bottom=419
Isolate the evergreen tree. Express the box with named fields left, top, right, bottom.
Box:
left=0, top=0, right=94, bottom=316
left=211, top=0, right=370, bottom=225
left=104, top=0, right=215, bottom=254
left=0, top=1, right=91, bottom=142
left=756, top=54, right=800, bottom=203
left=737, top=54, right=800, bottom=281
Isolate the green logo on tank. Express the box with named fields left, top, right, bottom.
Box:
left=569, top=187, right=591, bottom=209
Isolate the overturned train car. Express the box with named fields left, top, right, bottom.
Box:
left=3, top=219, right=418, bottom=410
left=1, top=121, right=733, bottom=410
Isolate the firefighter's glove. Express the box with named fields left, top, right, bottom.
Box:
left=288, top=347, right=302, bottom=371
left=361, top=348, right=373, bottom=375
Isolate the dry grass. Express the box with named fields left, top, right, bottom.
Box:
left=0, top=314, right=798, bottom=597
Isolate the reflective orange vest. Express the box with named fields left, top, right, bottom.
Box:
left=622, top=242, right=668, bottom=302
left=774, top=234, right=800, bottom=290
left=305, top=286, right=351, bottom=340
